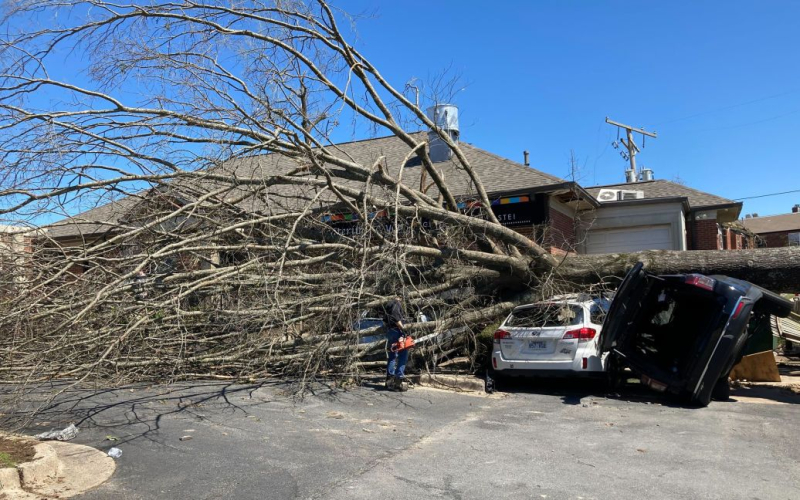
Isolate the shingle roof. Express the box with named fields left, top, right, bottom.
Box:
left=584, top=179, right=739, bottom=210
left=45, top=195, right=146, bottom=240
left=45, top=132, right=566, bottom=239
left=741, top=212, right=800, bottom=234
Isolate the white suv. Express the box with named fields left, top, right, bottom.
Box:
left=491, top=295, right=611, bottom=378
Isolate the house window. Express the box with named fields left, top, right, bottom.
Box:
left=789, top=232, right=800, bottom=246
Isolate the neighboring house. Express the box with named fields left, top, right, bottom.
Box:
left=740, top=205, right=800, bottom=248
left=0, top=224, right=35, bottom=288
left=0, top=224, right=32, bottom=255
left=578, top=179, right=744, bottom=254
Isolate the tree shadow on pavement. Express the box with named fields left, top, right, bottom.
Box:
left=0, top=380, right=286, bottom=445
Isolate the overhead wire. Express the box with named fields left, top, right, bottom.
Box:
left=654, top=88, right=800, bottom=126
left=734, top=188, right=800, bottom=201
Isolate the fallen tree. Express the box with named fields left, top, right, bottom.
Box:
left=556, top=247, right=800, bottom=292
left=0, top=0, right=797, bottom=401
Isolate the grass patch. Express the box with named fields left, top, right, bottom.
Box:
left=0, top=451, right=15, bottom=467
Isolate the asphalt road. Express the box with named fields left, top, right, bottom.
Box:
left=4, top=378, right=799, bottom=500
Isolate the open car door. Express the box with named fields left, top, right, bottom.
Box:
left=599, top=262, right=647, bottom=354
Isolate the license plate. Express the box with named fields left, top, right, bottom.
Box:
left=528, top=340, right=547, bottom=350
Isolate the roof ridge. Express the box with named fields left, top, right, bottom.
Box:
left=458, top=142, right=566, bottom=183
left=745, top=211, right=800, bottom=219
left=585, top=180, right=658, bottom=189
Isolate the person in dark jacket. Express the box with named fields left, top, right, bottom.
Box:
left=384, top=296, right=409, bottom=391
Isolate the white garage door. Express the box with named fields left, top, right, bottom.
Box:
left=586, top=225, right=674, bottom=254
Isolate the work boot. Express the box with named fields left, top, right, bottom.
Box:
left=394, top=376, right=407, bottom=392
left=385, top=375, right=395, bottom=391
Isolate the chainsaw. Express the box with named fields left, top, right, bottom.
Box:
left=390, top=335, right=416, bottom=353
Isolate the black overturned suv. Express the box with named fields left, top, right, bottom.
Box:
left=600, top=262, right=792, bottom=407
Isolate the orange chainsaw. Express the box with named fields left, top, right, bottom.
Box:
left=390, top=335, right=416, bottom=353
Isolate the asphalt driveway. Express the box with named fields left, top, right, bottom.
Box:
left=3, top=378, right=799, bottom=500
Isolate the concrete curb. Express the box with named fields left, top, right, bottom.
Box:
left=0, top=436, right=115, bottom=500
left=411, top=373, right=485, bottom=392
left=17, top=443, right=61, bottom=490
left=0, top=465, right=23, bottom=491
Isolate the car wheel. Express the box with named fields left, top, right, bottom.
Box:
left=485, top=369, right=505, bottom=393
left=711, top=377, right=731, bottom=401
left=690, top=389, right=713, bottom=408
left=604, top=355, right=625, bottom=393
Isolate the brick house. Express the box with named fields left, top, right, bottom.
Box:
left=42, top=133, right=595, bottom=259
left=42, top=133, right=747, bottom=259
left=741, top=205, right=800, bottom=248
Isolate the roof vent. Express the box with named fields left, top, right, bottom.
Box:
left=427, top=104, right=459, bottom=163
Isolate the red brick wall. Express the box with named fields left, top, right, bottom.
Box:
left=690, top=219, right=722, bottom=250
left=546, top=207, right=576, bottom=253
left=509, top=207, right=576, bottom=254
left=757, top=231, right=792, bottom=248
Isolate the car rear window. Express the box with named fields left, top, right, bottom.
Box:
left=353, top=319, right=384, bottom=331
left=505, top=304, right=584, bottom=328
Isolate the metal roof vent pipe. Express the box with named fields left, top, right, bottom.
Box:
left=640, top=167, right=654, bottom=181
left=427, top=104, right=459, bottom=163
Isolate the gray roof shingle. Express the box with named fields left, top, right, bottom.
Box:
left=741, top=212, right=800, bottom=234
left=45, top=133, right=566, bottom=239
left=584, top=179, right=739, bottom=210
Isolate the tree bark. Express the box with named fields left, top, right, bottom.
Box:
left=556, top=247, right=800, bottom=293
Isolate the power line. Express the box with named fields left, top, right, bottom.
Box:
left=655, top=88, right=800, bottom=126
left=692, top=109, right=800, bottom=133
left=734, top=188, right=800, bottom=201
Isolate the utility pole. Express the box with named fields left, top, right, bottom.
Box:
left=605, top=117, right=657, bottom=182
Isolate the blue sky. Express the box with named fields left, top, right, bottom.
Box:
left=343, top=0, right=800, bottom=217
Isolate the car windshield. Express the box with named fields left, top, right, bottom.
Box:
left=505, top=304, right=584, bottom=328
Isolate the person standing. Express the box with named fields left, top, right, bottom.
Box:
left=384, top=296, right=409, bottom=391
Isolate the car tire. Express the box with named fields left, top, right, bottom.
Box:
left=604, top=355, right=625, bottom=393
left=486, top=369, right=505, bottom=393
left=485, top=370, right=495, bottom=393
left=711, top=377, right=731, bottom=401
left=691, top=389, right=713, bottom=408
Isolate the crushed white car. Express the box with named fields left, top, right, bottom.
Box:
left=491, top=294, right=611, bottom=379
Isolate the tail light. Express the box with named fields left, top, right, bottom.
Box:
left=731, top=300, right=746, bottom=320
left=685, top=274, right=716, bottom=291
left=563, top=327, right=596, bottom=342
left=492, top=357, right=497, bottom=369
left=493, top=329, right=511, bottom=340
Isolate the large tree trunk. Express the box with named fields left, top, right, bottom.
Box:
left=558, top=247, right=800, bottom=293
